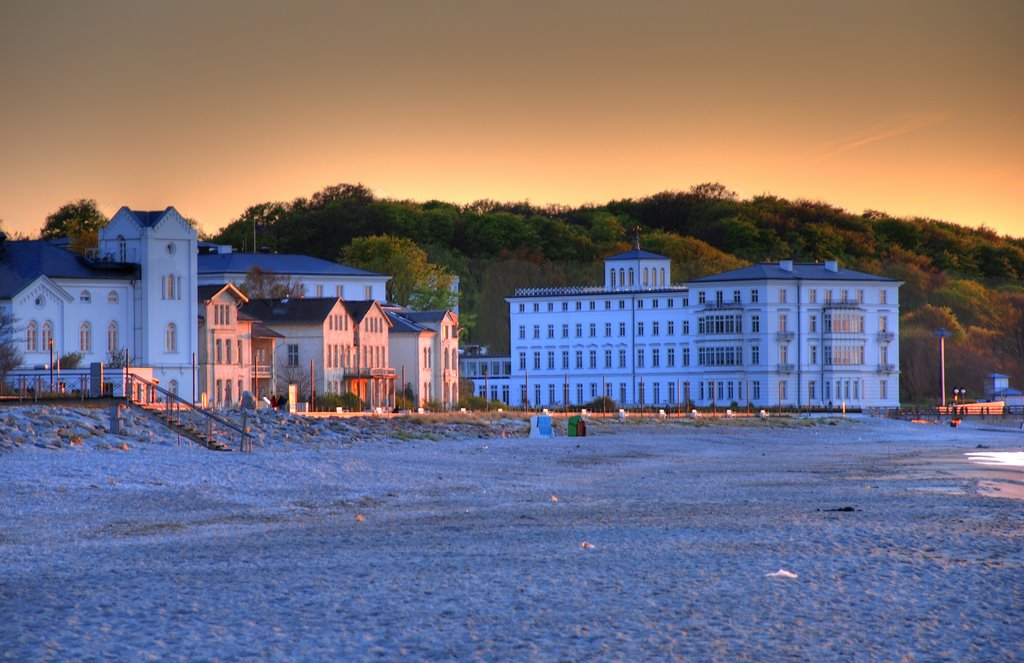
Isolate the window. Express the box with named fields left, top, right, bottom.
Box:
left=752, top=381, right=761, bottom=400
left=636, top=349, right=645, bottom=368
left=682, top=348, right=690, bottom=366
left=589, top=350, right=597, bottom=368
left=518, top=304, right=525, bottom=312
left=880, top=290, right=888, bottom=304
left=287, top=344, right=299, bottom=367
left=682, top=320, right=690, bottom=335
left=533, top=352, right=540, bottom=370
left=165, top=323, right=177, bottom=353
left=42, top=322, right=53, bottom=350
left=808, top=289, right=816, bottom=304
left=698, top=291, right=706, bottom=304
left=751, top=345, right=760, bottom=365
left=548, top=302, right=553, bottom=312
left=605, top=323, right=612, bottom=337
left=575, top=351, right=583, bottom=369
left=589, top=301, right=596, bottom=311
left=364, top=286, right=372, bottom=299
left=589, top=323, right=596, bottom=337
left=226, top=340, right=232, bottom=364
left=107, top=290, right=118, bottom=304
left=751, top=289, right=759, bottom=303
left=562, top=351, right=569, bottom=369
left=518, top=325, right=525, bottom=339
left=519, top=352, right=526, bottom=370
left=779, top=314, right=788, bottom=333
left=575, top=324, right=582, bottom=337
left=667, top=348, right=675, bottom=366
left=533, top=303, right=539, bottom=312
left=547, top=324, right=554, bottom=339
left=751, top=315, right=760, bottom=333
left=80, top=290, right=91, bottom=303
left=532, top=325, right=540, bottom=339
left=652, top=348, right=660, bottom=367
left=879, top=316, right=888, bottom=332
left=733, top=290, right=741, bottom=303
left=809, top=380, right=816, bottom=401
left=26, top=321, right=38, bottom=352
left=619, top=322, right=626, bottom=336
left=809, top=315, right=817, bottom=333
left=619, top=349, right=626, bottom=368
left=316, top=284, right=324, bottom=297
left=107, top=322, right=118, bottom=353
left=547, top=351, right=555, bottom=369
left=779, top=289, right=787, bottom=303
left=667, top=321, right=674, bottom=335
left=880, top=380, right=888, bottom=400
left=562, top=324, right=569, bottom=338
left=637, top=322, right=644, bottom=337
left=216, top=340, right=223, bottom=364
left=810, top=345, right=817, bottom=364
left=336, top=285, right=344, bottom=298
left=652, top=321, right=660, bottom=336
left=605, top=349, right=612, bottom=368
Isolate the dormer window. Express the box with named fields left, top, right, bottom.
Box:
left=108, top=290, right=118, bottom=304
left=80, top=290, right=91, bottom=303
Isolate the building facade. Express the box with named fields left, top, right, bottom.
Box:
left=504, top=249, right=901, bottom=410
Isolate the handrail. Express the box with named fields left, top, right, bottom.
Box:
left=124, top=373, right=253, bottom=452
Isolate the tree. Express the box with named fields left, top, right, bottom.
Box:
left=238, top=266, right=306, bottom=299
left=39, top=199, right=107, bottom=254
left=0, top=309, right=23, bottom=389
left=343, top=235, right=456, bottom=309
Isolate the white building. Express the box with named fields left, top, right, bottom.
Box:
left=2, top=207, right=198, bottom=398
left=197, top=245, right=389, bottom=301
left=505, top=248, right=901, bottom=410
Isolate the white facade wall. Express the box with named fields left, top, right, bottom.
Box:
left=388, top=330, right=434, bottom=406
left=197, top=269, right=388, bottom=302
left=507, top=259, right=901, bottom=410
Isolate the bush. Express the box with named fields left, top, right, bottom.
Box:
left=315, top=392, right=348, bottom=411
left=458, top=395, right=508, bottom=411
left=58, top=352, right=84, bottom=369
left=583, top=396, right=617, bottom=412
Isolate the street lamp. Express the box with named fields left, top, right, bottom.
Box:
left=934, top=328, right=952, bottom=407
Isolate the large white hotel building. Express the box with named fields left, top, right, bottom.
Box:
left=501, top=246, right=901, bottom=410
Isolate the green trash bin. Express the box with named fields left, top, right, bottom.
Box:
left=568, top=415, right=587, bottom=437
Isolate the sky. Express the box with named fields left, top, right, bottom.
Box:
left=1, top=0, right=1021, bottom=239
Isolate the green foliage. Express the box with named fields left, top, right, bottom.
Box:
left=58, top=352, right=84, bottom=369
left=583, top=395, right=617, bottom=412
left=342, top=234, right=456, bottom=309
left=40, top=199, right=107, bottom=254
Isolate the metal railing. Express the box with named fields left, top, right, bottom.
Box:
left=125, top=373, right=253, bottom=452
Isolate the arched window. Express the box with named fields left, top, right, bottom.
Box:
left=42, top=321, right=53, bottom=350
left=80, top=290, right=91, bottom=303
left=628, top=268, right=635, bottom=286
left=168, top=379, right=179, bottom=396
left=660, top=268, right=666, bottom=286
left=107, top=290, right=118, bottom=304
left=26, top=321, right=38, bottom=352
left=107, top=322, right=118, bottom=353
left=165, top=322, right=177, bottom=353
left=643, top=267, right=649, bottom=286
left=117, top=235, right=126, bottom=262
left=610, top=270, right=616, bottom=288
left=80, top=322, right=91, bottom=352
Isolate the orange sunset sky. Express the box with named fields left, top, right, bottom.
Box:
left=1, top=0, right=1021, bottom=239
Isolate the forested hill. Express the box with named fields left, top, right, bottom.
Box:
left=209, top=182, right=1024, bottom=403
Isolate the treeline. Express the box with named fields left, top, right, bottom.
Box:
left=209, top=182, right=1024, bottom=403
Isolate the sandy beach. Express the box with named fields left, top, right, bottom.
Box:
left=1, top=407, right=1022, bottom=661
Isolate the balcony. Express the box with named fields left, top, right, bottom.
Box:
left=700, top=301, right=744, bottom=311
left=776, top=331, right=795, bottom=342
left=877, top=363, right=896, bottom=373
left=877, top=331, right=895, bottom=343
left=778, top=363, right=795, bottom=373
left=251, top=365, right=272, bottom=379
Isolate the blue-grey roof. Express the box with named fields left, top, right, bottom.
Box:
left=198, top=252, right=385, bottom=278
left=992, top=387, right=1024, bottom=397
left=605, top=248, right=669, bottom=261
left=239, top=298, right=339, bottom=324
left=688, top=262, right=898, bottom=284
left=0, top=240, right=137, bottom=299
left=401, top=310, right=451, bottom=324
left=386, top=311, right=433, bottom=334
left=123, top=208, right=176, bottom=228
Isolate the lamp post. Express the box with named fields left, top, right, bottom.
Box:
left=934, top=328, right=952, bottom=407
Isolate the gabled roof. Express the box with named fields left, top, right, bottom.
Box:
left=198, top=283, right=249, bottom=303
left=386, top=310, right=434, bottom=335
left=239, top=298, right=340, bottom=324
left=342, top=300, right=391, bottom=327
left=120, top=208, right=177, bottom=228
left=605, top=248, right=669, bottom=261
left=0, top=240, right=137, bottom=299
left=401, top=310, right=454, bottom=325
left=688, top=262, right=898, bottom=284
left=198, top=252, right=385, bottom=278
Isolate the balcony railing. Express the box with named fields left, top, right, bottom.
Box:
left=877, top=363, right=896, bottom=373
left=251, top=365, right=272, bottom=378
left=778, top=363, right=795, bottom=372
left=877, top=331, right=895, bottom=342
left=776, top=331, right=795, bottom=342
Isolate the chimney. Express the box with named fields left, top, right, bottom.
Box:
left=824, top=260, right=838, bottom=273
left=779, top=259, right=793, bottom=272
